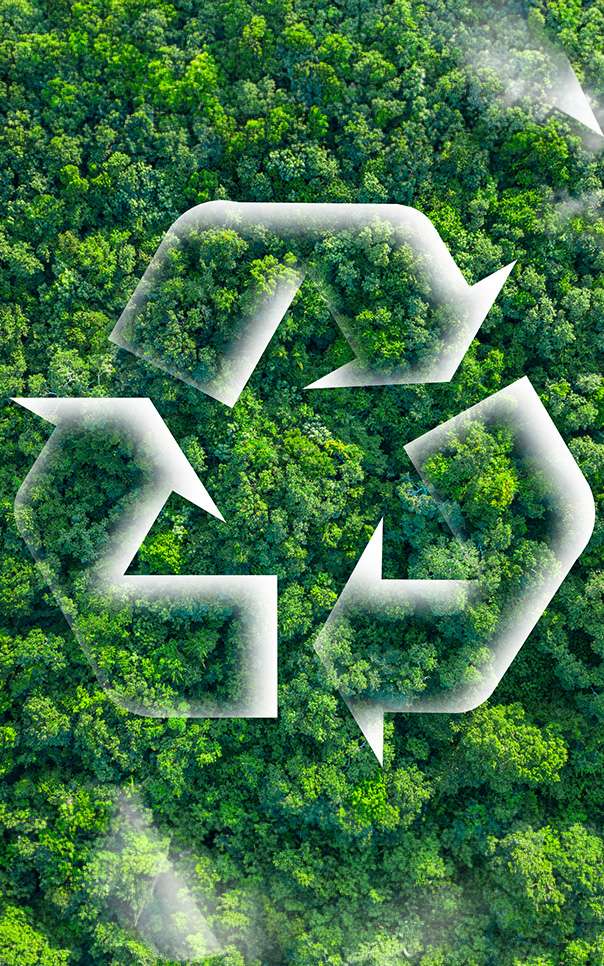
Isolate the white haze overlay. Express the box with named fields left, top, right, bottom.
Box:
left=551, top=189, right=604, bottom=251
left=87, top=792, right=221, bottom=961
left=554, top=189, right=604, bottom=223
left=110, top=201, right=515, bottom=406
left=314, top=378, right=595, bottom=764
left=458, top=8, right=602, bottom=138
left=13, top=397, right=278, bottom=719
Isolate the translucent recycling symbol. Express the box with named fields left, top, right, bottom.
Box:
left=14, top=203, right=595, bottom=764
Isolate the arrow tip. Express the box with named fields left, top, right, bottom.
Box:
left=349, top=518, right=384, bottom=585
left=304, top=359, right=369, bottom=390
left=12, top=397, right=62, bottom=424
left=305, top=261, right=516, bottom=390
left=175, top=475, right=225, bottom=522
left=555, top=64, right=603, bottom=137
left=138, top=401, right=224, bottom=523
left=347, top=699, right=384, bottom=765
left=158, top=442, right=225, bottom=522
left=466, top=260, right=516, bottom=325
left=12, top=397, right=226, bottom=524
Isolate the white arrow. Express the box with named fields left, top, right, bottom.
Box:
left=109, top=202, right=515, bottom=405
left=464, top=16, right=603, bottom=138
left=13, top=397, right=278, bottom=718
left=314, top=518, right=477, bottom=764
left=314, top=378, right=595, bottom=764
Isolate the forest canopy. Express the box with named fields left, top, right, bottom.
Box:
left=1, top=0, right=604, bottom=963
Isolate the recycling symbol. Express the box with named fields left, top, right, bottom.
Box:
left=14, top=203, right=595, bottom=764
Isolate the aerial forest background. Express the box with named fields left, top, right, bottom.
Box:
left=1, top=0, right=604, bottom=962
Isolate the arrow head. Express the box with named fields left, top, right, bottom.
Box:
left=12, top=397, right=224, bottom=522
left=305, top=261, right=516, bottom=389
left=441, top=260, right=516, bottom=378
left=554, top=62, right=603, bottom=136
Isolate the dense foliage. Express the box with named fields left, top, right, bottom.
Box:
left=1, top=0, right=604, bottom=962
